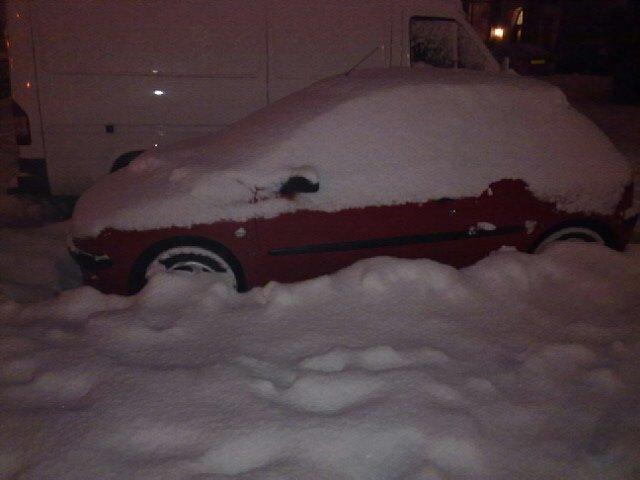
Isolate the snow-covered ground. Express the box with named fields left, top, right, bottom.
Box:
left=544, top=75, right=640, bottom=223
left=0, top=222, right=81, bottom=302
left=574, top=100, right=640, bottom=171
left=1, top=244, right=639, bottom=479
left=576, top=102, right=640, bottom=242
left=0, top=99, right=60, bottom=227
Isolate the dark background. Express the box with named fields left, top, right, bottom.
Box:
left=464, top=0, right=640, bottom=103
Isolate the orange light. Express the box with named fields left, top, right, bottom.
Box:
left=491, top=26, right=505, bottom=41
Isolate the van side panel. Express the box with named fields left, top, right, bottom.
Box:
left=14, top=0, right=498, bottom=195
left=33, top=1, right=264, bottom=77
left=267, top=0, right=393, bottom=102
left=30, top=0, right=268, bottom=194
left=5, top=0, right=45, bottom=158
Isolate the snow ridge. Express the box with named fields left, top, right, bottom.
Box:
left=1, top=244, right=640, bottom=479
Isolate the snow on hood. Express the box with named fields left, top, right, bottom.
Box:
left=72, top=67, right=631, bottom=237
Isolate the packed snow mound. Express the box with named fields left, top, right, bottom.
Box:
left=0, top=222, right=81, bottom=302
left=72, top=67, right=631, bottom=237
left=1, top=244, right=639, bottom=479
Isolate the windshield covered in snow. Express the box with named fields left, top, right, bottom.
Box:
left=410, top=17, right=487, bottom=70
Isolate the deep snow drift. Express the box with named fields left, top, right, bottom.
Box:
left=0, top=223, right=81, bottom=302
left=72, top=68, right=631, bottom=237
left=1, top=243, right=639, bottom=479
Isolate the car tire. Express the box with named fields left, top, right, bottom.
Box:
left=110, top=150, right=145, bottom=173
left=129, top=237, right=246, bottom=294
left=533, top=226, right=606, bottom=254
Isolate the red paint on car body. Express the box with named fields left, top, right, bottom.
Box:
left=72, top=179, right=636, bottom=295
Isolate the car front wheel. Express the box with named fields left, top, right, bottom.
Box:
left=130, top=238, right=245, bottom=294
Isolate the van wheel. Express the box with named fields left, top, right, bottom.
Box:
left=533, top=226, right=606, bottom=253
left=129, top=238, right=245, bottom=294
left=110, top=150, right=145, bottom=173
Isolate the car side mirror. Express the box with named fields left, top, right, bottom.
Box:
left=279, top=175, right=319, bottom=196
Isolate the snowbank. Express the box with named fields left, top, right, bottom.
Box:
left=0, top=195, right=62, bottom=227
left=0, top=222, right=81, bottom=302
left=72, top=67, right=631, bottom=237
left=1, top=244, right=639, bottom=479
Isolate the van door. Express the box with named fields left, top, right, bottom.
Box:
left=253, top=198, right=473, bottom=286
left=31, top=0, right=268, bottom=195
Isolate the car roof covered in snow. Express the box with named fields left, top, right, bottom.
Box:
left=72, top=67, right=631, bottom=237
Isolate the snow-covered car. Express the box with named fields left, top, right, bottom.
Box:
left=69, top=68, right=637, bottom=295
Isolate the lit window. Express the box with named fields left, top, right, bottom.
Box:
left=490, top=26, right=505, bottom=41
left=512, top=8, right=524, bottom=42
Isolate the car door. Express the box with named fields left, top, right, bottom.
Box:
left=250, top=174, right=539, bottom=283
left=251, top=177, right=520, bottom=286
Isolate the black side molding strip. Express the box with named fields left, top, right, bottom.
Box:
left=269, top=225, right=525, bottom=256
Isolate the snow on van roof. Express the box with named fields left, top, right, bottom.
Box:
left=72, top=67, right=631, bottom=237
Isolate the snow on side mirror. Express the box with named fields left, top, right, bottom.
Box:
left=279, top=176, right=319, bottom=196
left=278, top=166, right=319, bottom=196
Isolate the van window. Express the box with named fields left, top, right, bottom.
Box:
left=410, top=17, right=485, bottom=70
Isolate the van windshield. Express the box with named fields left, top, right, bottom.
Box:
left=410, top=17, right=485, bottom=70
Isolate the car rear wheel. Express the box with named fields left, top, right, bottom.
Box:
left=534, top=226, right=606, bottom=253
left=129, top=238, right=245, bottom=294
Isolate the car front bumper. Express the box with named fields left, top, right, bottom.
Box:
left=68, top=236, right=130, bottom=295
left=68, top=246, right=113, bottom=270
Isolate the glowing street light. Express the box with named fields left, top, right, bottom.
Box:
left=490, top=26, right=505, bottom=41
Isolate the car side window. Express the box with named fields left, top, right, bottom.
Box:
left=410, top=17, right=485, bottom=71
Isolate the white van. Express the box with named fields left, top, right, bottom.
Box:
left=5, top=0, right=498, bottom=196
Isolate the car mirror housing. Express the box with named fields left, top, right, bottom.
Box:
left=279, top=175, right=320, bottom=196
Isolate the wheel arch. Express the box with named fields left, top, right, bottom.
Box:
left=128, top=235, right=247, bottom=294
left=529, top=217, right=620, bottom=254
left=110, top=150, right=145, bottom=173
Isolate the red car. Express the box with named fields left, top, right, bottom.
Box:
left=70, top=68, right=637, bottom=295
